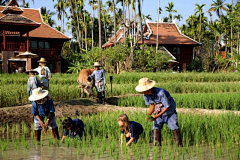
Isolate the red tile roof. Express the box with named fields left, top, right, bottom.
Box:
left=102, top=28, right=126, bottom=48
left=139, top=22, right=200, bottom=46
left=0, top=6, right=70, bottom=40
left=0, top=14, right=40, bottom=26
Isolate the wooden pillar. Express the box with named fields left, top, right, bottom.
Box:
left=183, top=63, right=186, bottom=72
left=27, top=32, right=29, bottom=52
left=3, top=30, right=6, bottom=50
left=26, top=58, right=31, bottom=70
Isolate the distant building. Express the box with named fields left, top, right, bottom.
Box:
left=0, top=0, right=70, bottom=73
left=102, top=21, right=201, bottom=70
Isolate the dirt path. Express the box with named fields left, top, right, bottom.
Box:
left=0, top=99, right=239, bottom=126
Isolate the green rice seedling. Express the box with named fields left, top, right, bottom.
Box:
left=48, top=138, right=53, bottom=147
left=96, top=149, right=101, bottom=159
left=13, top=138, right=20, bottom=150
left=0, top=139, right=9, bottom=151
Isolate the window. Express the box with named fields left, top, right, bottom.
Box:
left=30, top=41, right=37, bottom=48
left=173, top=47, right=180, bottom=59
left=45, top=42, right=50, bottom=48
left=39, top=41, right=44, bottom=49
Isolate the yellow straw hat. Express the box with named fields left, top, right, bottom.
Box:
left=37, top=57, right=48, bottom=63
left=93, top=62, right=102, bottom=67
left=135, top=77, right=156, bottom=92
left=29, top=88, right=49, bottom=101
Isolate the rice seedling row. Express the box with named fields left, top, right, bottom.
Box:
left=0, top=111, right=239, bottom=159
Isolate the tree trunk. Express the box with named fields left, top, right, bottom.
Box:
left=75, top=0, right=82, bottom=53
left=156, top=0, right=160, bottom=52
left=112, top=0, right=116, bottom=45
left=69, top=0, right=81, bottom=51
left=138, top=0, right=144, bottom=51
left=98, top=0, right=102, bottom=48
left=91, top=5, right=94, bottom=48
left=123, top=1, right=126, bottom=44
left=84, top=12, right=88, bottom=52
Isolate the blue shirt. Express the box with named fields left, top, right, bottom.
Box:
left=31, top=99, right=55, bottom=121
left=64, top=119, right=85, bottom=136
left=27, top=76, right=41, bottom=95
left=121, top=121, right=143, bottom=138
left=89, top=69, right=106, bottom=84
left=143, top=87, right=176, bottom=115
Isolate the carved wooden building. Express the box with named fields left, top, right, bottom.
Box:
left=0, top=0, right=70, bottom=73
left=102, top=21, right=201, bottom=70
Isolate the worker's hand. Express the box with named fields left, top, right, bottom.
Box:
left=74, top=132, right=77, bottom=135
left=151, top=115, right=157, bottom=121
left=104, top=83, right=106, bottom=86
left=40, top=121, right=44, bottom=128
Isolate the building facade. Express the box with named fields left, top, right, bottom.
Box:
left=0, top=0, right=70, bottom=73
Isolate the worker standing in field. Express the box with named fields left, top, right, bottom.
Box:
left=26, top=70, right=41, bottom=95
left=135, top=78, right=182, bottom=147
left=34, top=58, right=51, bottom=90
left=29, top=88, right=59, bottom=142
left=88, top=62, right=106, bottom=102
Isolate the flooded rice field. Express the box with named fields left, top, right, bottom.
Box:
left=0, top=111, right=240, bottom=160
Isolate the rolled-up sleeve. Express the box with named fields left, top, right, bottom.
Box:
left=64, top=129, right=69, bottom=136
left=31, top=102, right=38, bottom=115
left=48, top=99, right=55, bottom=112
left=158, top=91, right=170, bottom=108
left=143, top=95, right=154, bottom=105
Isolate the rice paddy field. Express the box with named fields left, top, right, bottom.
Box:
left=0, top=72, right=240, bottom=159
left=0, top=111, right=240, bottom=159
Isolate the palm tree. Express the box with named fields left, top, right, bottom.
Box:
left=69, top=0, right=81, bottom=50
left=40, top=7, right=56, bottom=27
left=17, top=0, right=34, bottom=7
left=54, top=0, right=66, bottom=33
left=112, top=0, right=117, bottom=45
left=174, top=14, right=183, bottom=25
left=208, top=0, right=227, bottom=18
left=138, top=0, right=144, bottom=49
left=89, top=0, right=97, bottom=48
left=195, top=3, right=205, bottom=42
left=98, top=0, right=102, bottom=48
left=156, top=0, right=160, bottom=52
left=165, top=2, right=177, bottom=22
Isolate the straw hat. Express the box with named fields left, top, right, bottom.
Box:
left=94, top=62, right=102, bottom=67
left=25, top=69, right=38, bottom=74
left=29, top=88, right=49, bottom=101
left=37, top=57, right=48, bottom=63
left=135, top=77, right=156, bottom=92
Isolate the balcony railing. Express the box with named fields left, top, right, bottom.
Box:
left=30, top=48, right=56, bottom=56
left=1, top=41, right=26, bottom=52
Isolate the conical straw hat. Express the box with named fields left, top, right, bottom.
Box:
left=94, top=62, right=102, bottom=67
left=135, top=77, right=156, bottom=92
left=29, top=88, right=49, bottom=101
left=37, top=57, right=48, bottom=63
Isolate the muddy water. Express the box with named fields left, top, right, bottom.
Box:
left=0, top=137, right=238, bottom=160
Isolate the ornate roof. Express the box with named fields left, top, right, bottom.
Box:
left=0, top=14, right=40, bottom=26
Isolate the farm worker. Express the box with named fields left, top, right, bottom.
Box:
left=88, top=62, right=106, bottom=99
left=117, top=114, right=144, bottom=146
left=25, top=70, right=41, bottom=95
left=34, top=57, right=52, bottom=90
left=29, top=88, right=59, bottom=142
left=135, top=77, right=182, bottom=147
left=60, top=117, right=85, bottom=143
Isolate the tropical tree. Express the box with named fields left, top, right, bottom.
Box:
left=174, top=14, right=183, bottom=25
left=17, top=0, right=34, bottom=7
left=89, top=0, right=97, bottom=48
left=54, top=0, right=67, bottom=33
left=208, top=0, right=227, bottom=18
left=98, top=0, right=102, bottom=48
left=40, top=7, right=56, bottom=27
left=165, top=2, right=177, bottom=22
left=195, top=3, right=206, bottom=42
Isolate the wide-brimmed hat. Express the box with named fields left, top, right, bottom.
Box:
left=29, top=88, right=49, bottom=101
left=94, top=62, right=102, bottom=67
left=25, top=69, right=38, bottom=74
left=37, top=57, right=48, bottom=63
left=135, top=77, right=156, bottom=92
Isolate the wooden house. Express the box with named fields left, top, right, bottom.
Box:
left=0, top=0, right=70, bottom=73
